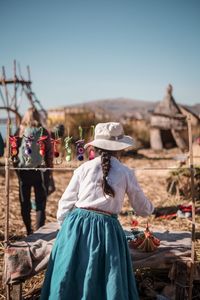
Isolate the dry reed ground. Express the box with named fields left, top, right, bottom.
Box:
left=0, top=148, right=200, bottom=299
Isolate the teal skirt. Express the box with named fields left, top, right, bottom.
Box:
left=40, top=208, right=139, bottom=300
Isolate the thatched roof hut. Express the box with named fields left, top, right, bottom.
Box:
left=150, top=85, right=188, bottom=151
left=179, top=106, right=200, bottom=127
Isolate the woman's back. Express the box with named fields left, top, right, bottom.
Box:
left=74, top=156, right=129, bottom=211
left=58, top=155, right=154, bottom=224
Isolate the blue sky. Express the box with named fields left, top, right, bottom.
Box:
left=1, top=0, right=200, bottom=108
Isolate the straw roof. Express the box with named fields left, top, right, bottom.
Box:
left=154, top=84, right=183, bottom=117
left=151, top=85, right=187, bottom=131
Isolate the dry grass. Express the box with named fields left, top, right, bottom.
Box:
left=0, top=148, right=200, bottom=299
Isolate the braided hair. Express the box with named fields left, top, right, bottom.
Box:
left=97, top=148, right=115, bottom=197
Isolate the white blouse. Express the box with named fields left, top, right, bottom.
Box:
left=57, top=156, right=154, bottom=225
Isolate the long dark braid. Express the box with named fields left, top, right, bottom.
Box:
left=98, top=148, right=115, bottom=197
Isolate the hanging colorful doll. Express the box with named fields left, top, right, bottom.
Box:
left=76, top=126, right=85, bottom=161
left=64, top=136, right=73, bottom=162
left=129, top=223, right=160, bottom=252
left=9, top=135, right=19, bottom=162
left=37, top=128, right=48, bottom=166
left=88, top=125, right=95, bottom=160
left=23, top=134, right=34, bottom=165
left=51, top=129, right=62, bottom=164
left=196, top=137, right=200, bottom=145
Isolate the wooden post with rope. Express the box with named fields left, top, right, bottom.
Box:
left=4, top=118, right=23, bottom=300
left=188, top=115, right=196, bottom=300
left=13, top=60, right=18, bottom=127
left=4, top=118, right=10, bottom=299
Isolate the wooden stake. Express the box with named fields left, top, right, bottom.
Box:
left=13, top=60, right=18, bottom=127
left=5, top=118, right=11, bottom=299
left=0, top=68, right=7, bottom=107
left=5, top=119, right=10, bottom=244
left=2, top=66, right=10, bottom=119
left=27, top=65, right=31, bottom=82
left=188, top=115, right=195, bottom=300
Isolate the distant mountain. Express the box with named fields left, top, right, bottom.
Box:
left=74, top=98, right=158, bottom=119
left=52, top=97, right=200, bottom=119
left=71, top=98, right=200, bottom=118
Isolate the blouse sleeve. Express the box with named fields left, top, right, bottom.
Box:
left=57, top=169, right=80, bottom=225
left=126, top=169, right=154, bottom=217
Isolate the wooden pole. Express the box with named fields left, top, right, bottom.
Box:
left=13, top=60, right=19, bottom=128
left=2, top=66, right=11, bottom=120
left=0, top=68, right=7, bottom=107
left=188, top=116, right=195, bottom=300
left=27, top=65, right=31, bottom=82
left=5, top=118, right=11, bottom=300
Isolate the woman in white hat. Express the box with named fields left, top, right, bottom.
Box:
left=40, top=122, right=154, bottom=300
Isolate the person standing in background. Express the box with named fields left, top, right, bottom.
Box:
left=0, top=132, right=4, bottom=157
left=16, top=107, right=53, bottom=235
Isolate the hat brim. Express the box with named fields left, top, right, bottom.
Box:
left=84, top=135, right=135, bottom=151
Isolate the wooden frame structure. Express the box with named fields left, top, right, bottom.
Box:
left=0, top=62, right=47, bottom=299
left=0, top=61, right=47, bottom=128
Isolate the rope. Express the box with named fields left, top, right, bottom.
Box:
left=0, top=166, right=198, bottom=171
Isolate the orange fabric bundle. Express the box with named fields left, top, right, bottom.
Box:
left=129, top=224, right=160, bottom=252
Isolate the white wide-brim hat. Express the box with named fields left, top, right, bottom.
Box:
left=84, top=122, right=135, bottom=151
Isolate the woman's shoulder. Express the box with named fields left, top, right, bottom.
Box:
left=111, top=157, right=132, bottom=172
left=76, top=156, right=100, bottom=172
left=73, top=157, right=100, bottom=178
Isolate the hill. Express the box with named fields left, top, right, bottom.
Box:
left=62, top=98, right=200, bottom=119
